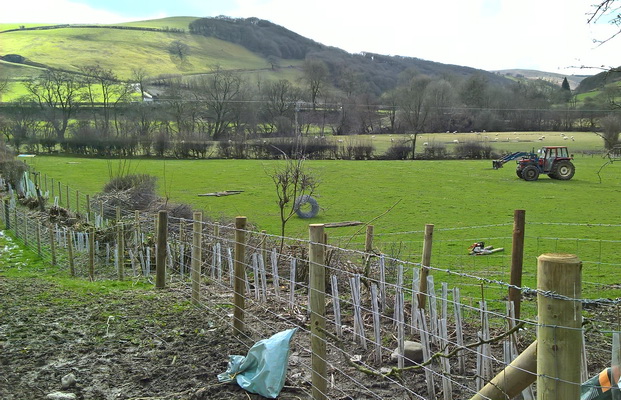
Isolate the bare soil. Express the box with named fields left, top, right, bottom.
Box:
left=0, top=246, right=613, bottom=400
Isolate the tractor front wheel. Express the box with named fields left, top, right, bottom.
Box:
left=521, top=165, right=540, bottom=181
left=516, top=168, right=524, bottom=179
left=551, top=160, right=575, bottom=180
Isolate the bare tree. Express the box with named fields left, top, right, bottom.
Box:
left=24, top=70, right=83, bottom=139
left=81, top=65, right=132, bottom=136
left=131, top=67, right=149, bottom=100
left=168, top=40, right=190, bottom=61
left=302, top=59, right=329, bottom=111
left=268, top=150, right=319, bottom=246
left=191, top=66, right=244, bottom=139
left=260, top=79, right=302, bottom=135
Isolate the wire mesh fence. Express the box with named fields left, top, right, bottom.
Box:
left=2, top=173, right=621, bottom=399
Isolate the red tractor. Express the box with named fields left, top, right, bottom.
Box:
left=492, top=146, right=575, bottom=181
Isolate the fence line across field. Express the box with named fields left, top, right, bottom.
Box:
left=2, top=176, right=621, bottom=398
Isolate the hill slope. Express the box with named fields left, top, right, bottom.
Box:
left=494, top=69, right=590, bottom=90
left=0, top=16, right=514, bottom=96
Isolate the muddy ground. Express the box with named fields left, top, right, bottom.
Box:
left=0, top=235, right=614, bottom=400
left=0, top=259, right=414, bottom=399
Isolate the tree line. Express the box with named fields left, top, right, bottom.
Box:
left=1, top=59, right=620, bottom=159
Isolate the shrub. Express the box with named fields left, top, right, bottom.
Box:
left=454, top=141, right=493, bottom=159
left=383, top=143, right=411, bottom=160
left=421, top=143, right=448, bottom=160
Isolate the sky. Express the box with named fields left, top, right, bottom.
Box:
left=1, top=0, right=619, bottom=75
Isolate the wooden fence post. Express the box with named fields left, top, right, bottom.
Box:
left=86, top=194, right=91, bottom=222
left=233, top=216, right=247, bottom=334
left=117, top=222, right=125, bottom=281
left=309, top=223, right=327, bottom=400
left=537, top=253, right=582, bottom=400
left=88, top=227, right=95, bottom=281
left=191, top=212, right=203, bottom=305
left=67, top=230, right=75, bottom=277
left=509, top=209, right=526, bottom=319
left=58, top=181, right=61, bottom=205
left=76, top=190, right=80, bottom=216
left=66, top=184, right=70, bottom=211
left=418, top=224, right=434, bottom=309
left=156, top=210, right=168, bottom=289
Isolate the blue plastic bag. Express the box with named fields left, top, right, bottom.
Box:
left=217, top=328, right=298, bottom=398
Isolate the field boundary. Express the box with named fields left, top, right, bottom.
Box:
left=1, top=172, right=621, bottom=399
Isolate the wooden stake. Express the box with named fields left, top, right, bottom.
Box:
left=86, top=194, right=91, bottom=221
left=509, top=209, right=526, bottom=319
left=309, top=223, right=327, bottom=400
left=418, top=224, right=434, bottom=308
left=155, top=210, right=168, bottom=289
left=117, top=222, right=124, bottom=281
left=191, top=212, right=202, bottom=305
left=537, top=253, right=582, bottom=400
left=233, top=216, right=247, bottom=334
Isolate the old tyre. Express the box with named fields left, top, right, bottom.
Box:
left=294, top=195, right=319, bottom=218
left=551, top=160, right=575, bottom=180
left=521, top=165, right=540, bottom=181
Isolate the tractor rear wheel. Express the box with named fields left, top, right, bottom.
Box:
left=521, top=165, right=540, bottom=181
left=551, top=160, right=575, bottom=180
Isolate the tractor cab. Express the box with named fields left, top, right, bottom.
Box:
left=538, top=146, right=572, bottom=173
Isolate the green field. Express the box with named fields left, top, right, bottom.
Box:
left=23, top=133, right=620, bottom=296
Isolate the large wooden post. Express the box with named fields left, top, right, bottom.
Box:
left=191, top=212, right=203, bottom=305
left=117, top=222, right=125, bottom=281
left=509, top=209, right=526, bottom=319
left=233, top=216, right=247, bottom=334
left=418, top=224, right=434, bottom=308
left=537, top=253, right=582, bottom=400
left=309, top=224, right=327, bottom=400
left=156, top=211, right=168, bottom=289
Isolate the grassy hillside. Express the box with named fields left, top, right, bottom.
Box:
left=0, top=26, right=275, bottom=79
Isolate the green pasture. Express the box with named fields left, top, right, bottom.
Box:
left=24, top=141, right=621, bottom=304
left=338, top=130, right=606, bottom=154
